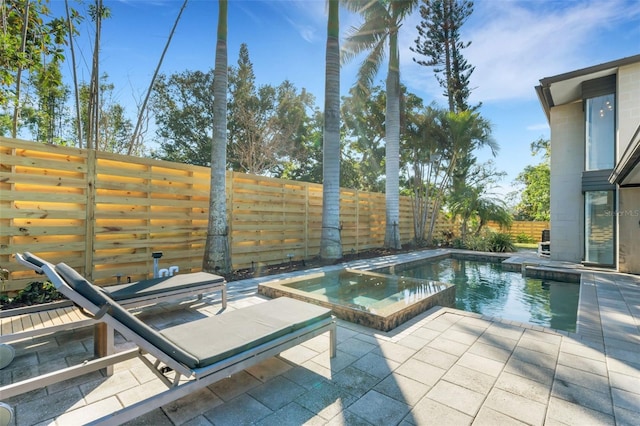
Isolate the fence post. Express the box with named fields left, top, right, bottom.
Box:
left=84, top=149, right=96, bottom=281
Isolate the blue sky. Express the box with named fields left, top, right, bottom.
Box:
left=49, top=0, right=640, bottom=196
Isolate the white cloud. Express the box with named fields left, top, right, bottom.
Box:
left=398, top=0, right=640, bottom=104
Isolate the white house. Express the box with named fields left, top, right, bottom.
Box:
left=536, top=54, right=640, bottom=274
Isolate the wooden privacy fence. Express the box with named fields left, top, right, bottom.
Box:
left=487, top=220, right=550, bottom=241
left=1, top=137, right=447, bottom=293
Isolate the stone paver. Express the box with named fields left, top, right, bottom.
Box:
left=3, top=250, right=640, bottom=425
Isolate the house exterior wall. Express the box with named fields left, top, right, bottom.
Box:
left=617, top=62, right=640, bottom=274
left=618, top=188, right=640, bottom=274
left=549, top=102, right=584, bottom=263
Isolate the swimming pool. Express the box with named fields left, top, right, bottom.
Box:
left=259, top=253, right=581, bottom=332
left=376, top=257, right=580, bottom=332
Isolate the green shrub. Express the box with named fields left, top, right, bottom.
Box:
left=9, top=281, right=62, bottom=306
left=515, top=233, right=536, bottom=244
left=487, top=232, right=516, bottom=252
left=452, top=238, right=466, bottom=249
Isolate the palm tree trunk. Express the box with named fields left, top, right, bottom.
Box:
left=320, top=0, right=342, bottom=261
left=11, top=0, right=30, bottom=138
left=384, top=30, right=401, bottom=249
left=65, top=0, right=83, bottom=148
left=203, top=0, right=231, bottom=274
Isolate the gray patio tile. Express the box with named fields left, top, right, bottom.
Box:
left=247, top=376, right=307, bottom=411
left=606, top=346, right=640, bottom=365
left=516, top=336, right=560, bottom=356
left=374, top=373, right=431, bottom=406
left=53, top=396, right=121, bottom=425
left=79, top=370, right=141, bottom=404
left=472, top=406, right=529, bottom=426
left=557, top=350, right=608, bottom=376
left=178, top=414, right=214, bottom=426
left=309, top=349, right=357, bottom=373
left=483, top=322, right=525, bottom=341
left=351, top=351, right=398, bottom=379
left=551, top=379, right=613, bottom=415
left=457, top=315, right=492, bottom=330
left=555, top=364, right=610, bottom=391
left=337, top=337, right=377, bottom=358
left=396, top=334, right=430, bottom=350
left=372, top=341, right=417, bottom=364
left=522, top=328, right=562, bottom=345
left=294, top=380, right=357, bottom=420
left=327, top=409, right=373, bottom=426
left=246, top=356, right=293, bottom=382
left=442, top=329, right=480, bottom=345
left=546, top=396, right=615, bottom=425
left=394, top=358, right=446, bottom=386
left=494, top=371, right=551, bottom=404
left=410, top=325, right=442, bottom=342
left=426, top=380, right=485, bottom=416
left=604, top=335, right=640, bottom=352
left=427, top=335, right=470, bottom=357
left=14, top=386, right=85, bottom=425
left=347, top=390, right=410, bottom=425
left=511, top=346, right=558, bottom=370
left=332, top=365, right=381, bottom=398
left=412, top=345, right=458, bottom=370
left=160, top=388, right=223, bottom=425
left=611, top=387, right=640, bottom=413
left=475, top=333, right=519, bottom=352
left=208, top=370, right=262, bottom=402
left=614, top=405, right=640, bottom=426
left=560, top=340, right=606, bottom=362
left=484, top=388, right=546, bottom=426
left=610, top=370, right=640, bottom=394
left=456, top=352, right=505, bottom=377
left=605, top=356, right=640, bottom=379
left=279, top=343, right=321, bottom=365
left=408, top=396, right=473, bottom=426
left=117, top=378, right=167, bottom=408
left=467, top=341, right=513, bottom=363
left=442, top=364, right=496, bottom=395
left=124, top=407, right=174, bottom=425
left=255, top=402, right=323, bottom=426
left=301, top=334, right=332, bottom=353
left=282, top=365, right=330, bottom=390
left=203, top=394, right=272, bottom=425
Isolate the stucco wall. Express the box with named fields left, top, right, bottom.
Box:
left=618, top=188, right=640, bottom=274
left=549, top=102, right=584, bottom=263
left=617, top=62, right=640, bottom=156
left=616, top=63, right=640, bottom=274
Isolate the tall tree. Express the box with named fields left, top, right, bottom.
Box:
left=342, top=0, right=418, bottom=249
left=203, top=0, right=231, bottom=274
left=511, top=138, right=550, bottom=221
left=228, top=45, right=314, bottom=176
left=151, top=69, right=215, bottom=165
left=1, top=0, right=70, bottom=138
left=411, top=0, right=475, bottom=113
left=320, top=0, right=342, bottom=261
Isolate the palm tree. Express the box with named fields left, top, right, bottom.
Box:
left=320, top=0, right=343, bottom=261
left=203, top=0, right=231, bottom=274
left=342, top=0, right=418, bottom=249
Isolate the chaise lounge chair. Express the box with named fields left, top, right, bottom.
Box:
left=3, top=252, right=227, bottom=345
left=1, top=254, right=336, bottom=425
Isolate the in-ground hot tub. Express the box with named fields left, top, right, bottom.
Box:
left=258, top=268, right=455, bottom=331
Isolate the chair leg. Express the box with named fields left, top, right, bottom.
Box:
left=94, top=323, right=115, bottom=376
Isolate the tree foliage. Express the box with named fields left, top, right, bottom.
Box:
left=151, top=69, right=215, bottom=165
left=1, top=0, right=75, bottom=138
left=512, top=138, right=550, bottom=221
left=411, top=0, right=475, bottom=113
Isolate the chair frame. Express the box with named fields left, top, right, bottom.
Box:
left=2, top=258, right=336, bottom=426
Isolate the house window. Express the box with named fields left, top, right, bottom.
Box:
left=585, top=93, right=615, bottom=171
left=584, top=190, right=615, bottom=266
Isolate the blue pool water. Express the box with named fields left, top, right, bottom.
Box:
left=377, top=258, right=580, bottom=332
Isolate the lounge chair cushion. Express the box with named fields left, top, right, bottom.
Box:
left=55, top=263, right=200, bottom=368
left=160, top=297, right=332, bottom=368
left=105, top=272, right=224, bottom=301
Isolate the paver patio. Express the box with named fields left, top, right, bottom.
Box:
left=2, top=250, right=639, bottom=425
